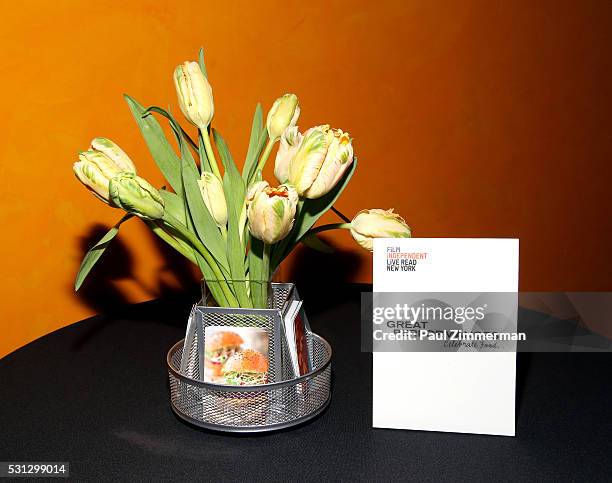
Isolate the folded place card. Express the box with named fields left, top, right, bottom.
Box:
left=372, top=238, right=519, bottom=436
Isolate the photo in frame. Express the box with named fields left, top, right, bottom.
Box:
left=182, top=304, right=284, bottom=384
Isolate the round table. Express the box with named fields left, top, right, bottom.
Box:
left=1, top=284, right=611, bottom=481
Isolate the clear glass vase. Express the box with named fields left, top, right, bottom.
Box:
left=201, top=279, right=273, bottom=309
left=201, top=268, right=286, bottom=309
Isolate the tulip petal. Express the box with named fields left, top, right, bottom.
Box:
left=288, top=125, right=330, bottom=195
left=125, top=94, right=183, bottom=195
left=350, top=208, right=411, bottom=252
left=73, top=160, right=112, bottom=202
left=91, top=137, right=136, bottom=173
left=247, top=184, right=297, bottom=244
left=274, top=126, right=302, bottom=184
left=305, top=130, right=353, bottom=199
left=109, top=173, right=165, bottom=220
left=243, top=103, right=268, bottom=183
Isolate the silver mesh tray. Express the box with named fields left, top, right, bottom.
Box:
left=167, top=333, right=332, bottom=432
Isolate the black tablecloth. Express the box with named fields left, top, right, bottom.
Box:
left=2, top=284, right=611, bottom=481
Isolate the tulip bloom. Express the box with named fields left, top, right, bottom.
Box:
left=274, top=126, right=303, bottom=184
left=198, top=171, right=227, bottom=228
left=246, top=180, right=270, bottom=204
left=73, top=138, right=136, bottom=203
left=267, top=94, right=300, bottom=141
left=247, top=184, right=298, bottom=244
left=288, top=125, right=353, bottom=199
left=350, top=209, right=411, bottom=251
left=109, top=173, right=165, bottom=220
left=174, top=61, right=214, bottom=130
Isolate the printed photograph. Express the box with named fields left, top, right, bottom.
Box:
left=204, top=327, right=269, bottom=385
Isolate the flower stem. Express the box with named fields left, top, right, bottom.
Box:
left=202, top=129, right=222, bottom=181
left=146, top=220, right=197, bottom=264
left=238, top=202, right=247, bottom=244
left=261, top=243, right=271, bottom=307
left=255, top=138, right=276, bottom=174
left=308, top=222, right=352, bottom=235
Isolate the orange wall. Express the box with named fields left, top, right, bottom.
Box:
left=2, top=0, right=612, bottom=357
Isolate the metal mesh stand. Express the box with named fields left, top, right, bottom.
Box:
left=169, top=283, right=331, bottom=432
left=167, top=335, right=332, bottom=432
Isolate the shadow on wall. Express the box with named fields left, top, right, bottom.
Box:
left=73, top=224, right=199, bottom=315
left=73, top=227, right=364, bottom=316
left=70, top=228, right=364, bottom=351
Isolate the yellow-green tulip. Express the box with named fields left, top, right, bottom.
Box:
left=288, top=125, right=353, bottom=199
left=90, top=137, right=136, bottom=173
left=73, top=138, right=136, bottom=203
left=247, top=184, right=298, bottom=244
left=109, top=173, right=165, bottom=220
left=266, top=94, right=300, bottom=141
left=350, top=209, right=411, bottom=251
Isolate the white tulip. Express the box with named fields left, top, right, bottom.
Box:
left=247, top=184, right=298, bottom=244
left=288, top=125, right=354, bottom=199
left=73, top=138, right=136, bottom=203
left=174, top=61, right=214, bottom=130
left=197, top=171, right=227, bottom=227
left=350, top=209, right=411, bottom=251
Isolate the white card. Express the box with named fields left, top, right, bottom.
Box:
left=283, top=300, right=303, bottom=376
left=372, top=238, right=519, bottom=436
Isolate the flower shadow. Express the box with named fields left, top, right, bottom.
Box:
left=70, top=223, right=199, bottom=349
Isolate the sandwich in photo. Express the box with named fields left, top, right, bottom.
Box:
left=222, top=349, right=269, bottom=386
left=204, top=331, right=244, bottom=379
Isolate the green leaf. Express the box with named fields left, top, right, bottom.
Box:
left=142, top=106, right=198, bottom=153
left=159, top=189, right=188, bottom=224
left=301, top=233, right=335, bottom=253
left=213, top=129, right=251, bottom=307
left=251, top=168, right=263, bottom=184
left=247, top=237, right=265, bottom=308
left=242, top=104, right=268, bottom=183
left=146, top=220, right=197, bottom=265
left=145, top=108, right=229, bottom=273
left=74, top=214, right=132, bottom=290
left=167, top=184, right=230, bottom=305
left=124, top=95, right=182, bottom=195
left=214, top=129, right=242, bottom=184
left=144, top=106, right=229, bottom=274
left=272, top=157, right=358, bottom=269
left=198, top=47, right=208, bottom=78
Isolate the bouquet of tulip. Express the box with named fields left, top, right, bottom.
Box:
left=73, top=49, right=412, bottom=308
